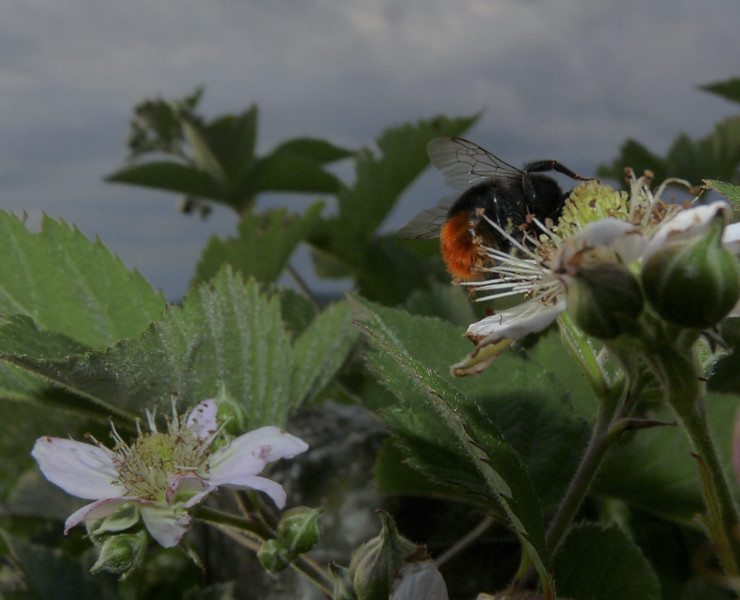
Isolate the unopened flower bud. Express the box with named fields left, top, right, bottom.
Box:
left=258, top=538, right=292, bottom=573
left=566, top=262, right=644, bottom=339
left=349, top=510, right=417, bottom=600
left=90, top=530, right=148, bottom=576
left=642, top=207, right=740, bottom=328
left=277, top=506, right=322, bottom=556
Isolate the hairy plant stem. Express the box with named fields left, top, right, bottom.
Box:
left=193, top=505, right=333, bottom=594
left=647, top=347, right=740, bottom=577
left=544, top=378, right=627, bottom=554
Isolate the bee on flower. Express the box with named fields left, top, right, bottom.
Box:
left=428, top=164, right=740, bottom=375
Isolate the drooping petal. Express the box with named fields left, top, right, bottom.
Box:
left=465, top=298, right=566, bottom=344
left=32, top=437, right=127, bottom=500
left=209, top=473, right=288, bottom=508
left=455, top=299, right=565, bottom=376
left=64, top=497, right=132, bottom=534
left=209, top=426, right=308, bottom=481
left=185, top=399, right=218, bottom=439
left=140, top=503, right=192, bottom=548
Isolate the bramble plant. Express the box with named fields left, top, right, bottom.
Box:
left=2, top=82, right=740, bottom=599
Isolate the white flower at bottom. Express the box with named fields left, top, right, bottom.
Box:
left=32, top=400, right=308, bottom=548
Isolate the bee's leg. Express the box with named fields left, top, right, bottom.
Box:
left=525, top=159, right=597, bottom=182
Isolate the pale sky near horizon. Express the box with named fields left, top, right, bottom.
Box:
left=1, top=0, right=738, bottom=299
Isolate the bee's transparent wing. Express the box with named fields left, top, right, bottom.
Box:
left=397, top=195, right=456, bottom=239
left=427, top=137, right=522, bottom=190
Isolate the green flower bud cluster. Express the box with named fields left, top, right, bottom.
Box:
left=257, top=506, right=322, bottom=574
left=327, top=510, right=418, bottom=600
left=567, top=203, right=740, bottom=338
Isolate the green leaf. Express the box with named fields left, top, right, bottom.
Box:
left=2, top=272, right=355, bottom=429
left=0, top=399, right=84, bottom=500
left=553, top=524, right=661, bottom=600
left=201, top=106, right=258, bottom=180
left=0, top=209, right=165, bottom=403
left=291, top=301, right=359, bottom=405
left=356, top=235, right=444, bottom=304
left=2, top=532, right=108, bottom=600
left=182, top=119, right=228, bottom=183
left=597, top=139, right=668, bottom=183
left=0, top=210, right=164, bottom=348
left=354, top=299, right=589, bottom=512
left=599, top=116, right=740, bottom=186
left=3, top=270, right=297, bottom=427
left=705, top=179, right=740, bottom=206
left=193, top=202, right=324, bottom=285
left=700, top=77, right=740, bottom=106
left=106, top=160, right=226, bottom=200
left=352, top=295, right=553, bottom=593
left=594, top=392, right=740, bottom=524
left=242, top=153, right=343, bottom=197
left=271, top=137, right=354, bottom=164
left=402, top=281, right=479, bottom=327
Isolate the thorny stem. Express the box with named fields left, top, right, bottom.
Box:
left=194, top=505, right=333, bottom=595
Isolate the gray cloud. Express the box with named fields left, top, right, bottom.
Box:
left=1, top=0, right=738, bottom=298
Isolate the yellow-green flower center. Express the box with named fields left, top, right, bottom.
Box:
left=112, top=424, right=210, bottom=502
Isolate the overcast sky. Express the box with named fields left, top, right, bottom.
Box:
left=2, top=0, right=738, bottom=299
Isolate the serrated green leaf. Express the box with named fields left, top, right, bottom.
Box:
left=106, top=160, right=226, bottom=199
left=352, top=298, right=589, bottom=512
left=338, top=114, right=479, bottom=239
left=291, top=301, right=359, bottom=405
left=193, top=203, right=324, bottom=285
left=3, top=270, right=296, bottom=427
left=600, top=116, right=740, bottom=186
left=553, top=524, right=661, bottom=600
left=352, top=295, right=552, bottom=593
left=0, top=210, right=165, bottom=348
left=700, top=78, right=740, bottom=106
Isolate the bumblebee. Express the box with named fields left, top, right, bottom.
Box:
left=400, top=137, right=593, bottom=281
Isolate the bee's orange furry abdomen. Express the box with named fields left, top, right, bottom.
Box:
left=440, top=211, right=481, bottom=281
